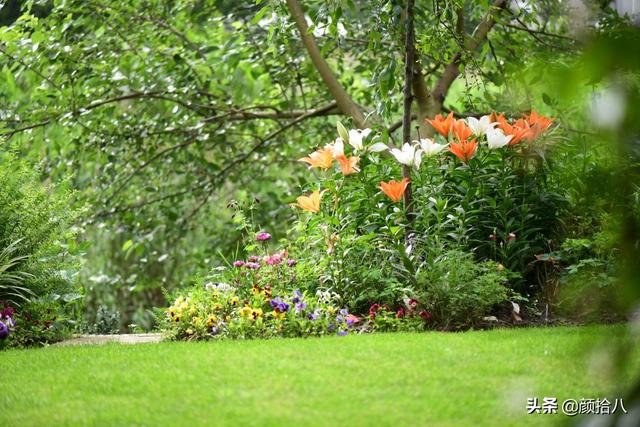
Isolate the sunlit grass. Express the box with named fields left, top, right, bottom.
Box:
left=1, top=325, right=637, bottom=427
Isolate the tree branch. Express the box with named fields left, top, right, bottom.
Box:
left=285, top=0, right=366, bottom=127
left=95, top=102, right=339, bottom=217
left=402, top=0, right=415, bottom=219
left=431, top=0, right=508, bottom=106
left=413, top=0, right=508, bottom=136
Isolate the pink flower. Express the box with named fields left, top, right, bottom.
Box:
left=256, top=232, right=272, bottom=241
left=264, top=253, right=283, bottom=265
left=287, top=259, right=297, bottom=267
left=245, top=262, right=261, bottom=270
left=247, top=256, right=260, bottom=262
left=233, top=260, right=245, bottom=267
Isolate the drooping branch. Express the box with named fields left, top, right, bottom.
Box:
left=412, top=0, right=508, bottom=136
left=431, top=0, right=508, bottom=108
left=285, top=0, right=366, bottom=128
left=402, top=0, right=416, bottom=219
left=95, top=102, right=339, bottom=217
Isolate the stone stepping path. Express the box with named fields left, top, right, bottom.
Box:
left=56, top=333, right=162, bottom=346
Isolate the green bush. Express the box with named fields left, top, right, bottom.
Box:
left=0, top=153, right=82, bottom=347
left=415, top=250, right=513, bottom=329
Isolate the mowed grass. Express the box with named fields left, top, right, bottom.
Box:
left=1, top=326, right=638, bottom=427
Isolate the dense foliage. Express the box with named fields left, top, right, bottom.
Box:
left=0, top=0, right=638, bottom=344
left=0, top=153, right=81, bottom=347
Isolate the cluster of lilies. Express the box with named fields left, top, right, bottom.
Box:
left=295, top=111, right=554, bottom=211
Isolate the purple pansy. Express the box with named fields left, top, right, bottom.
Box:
left=295, top=301, right=307, bottom=313
left=337, top=330, right=348, bottom=336
left=0, top=321, right=9, bottom=340
left=292, top=290, right=303, bottom=304
left=269, top=298, right=290, bottom=313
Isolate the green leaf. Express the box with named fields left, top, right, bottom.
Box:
left=122, top=239, right=133, bottom=251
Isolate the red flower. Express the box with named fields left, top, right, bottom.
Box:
left=396, top=308, right=405, bottom=318
left=369, top=303, right=381, bottom=319
left=419, top=310, right=432, bottom=321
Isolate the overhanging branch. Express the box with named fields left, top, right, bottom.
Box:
left=285, top=0, right=366, bottom=128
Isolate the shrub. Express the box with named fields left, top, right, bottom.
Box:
left=0, top=153, right=82, bottom=347
left=415, top=250, right=513, bottom=328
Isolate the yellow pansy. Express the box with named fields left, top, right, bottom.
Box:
left=206, top=315, right=218, bottom=327
left=239, top=306, right=253, bottom=317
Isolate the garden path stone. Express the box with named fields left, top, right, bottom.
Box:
left=55, top=333, right=162, bottom=346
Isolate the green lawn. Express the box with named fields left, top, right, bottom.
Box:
left=2, top=326, right=638, bottom=426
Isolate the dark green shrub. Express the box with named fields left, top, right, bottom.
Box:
left=415, top=250, right=513, bottom=328
left=0, top=152, right=82, bottom=347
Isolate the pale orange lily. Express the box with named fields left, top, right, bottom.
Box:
left=452, top=119, right=473, bottom=140
left=426, top=112, right=454, bottom=137
left=335, top=154, right=360, bottom=176
left=295, top=190, right=324, bottom=213
left=449, top=139, right=478, bottom=162
left=298, top=147, right=334, bottom=169
left=379, top=178, right=410, bottom=202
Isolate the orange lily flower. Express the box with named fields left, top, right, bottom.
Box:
left=489, top=112, right=506, bottom=124
left=295, top=190, right=324, bottom=213
left=298, top=147, right=334, bottom=169
left=335, top=154, right=360, bottom=176
left=449, top=139, right=478, bottom=162
left=525, top=111, right=554, bottom=140
left=426, top=112, right=454, bottom=137
left=452, top=119, right=473, bottom=140
left=496, top=118, right=533, bottom=146
left=379, top=178, right=410, bottom=202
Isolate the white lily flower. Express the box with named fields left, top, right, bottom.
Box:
left=486, top=127, right=513, bottom=149
left=467, top=115, right=497, bottom=136
left=328, top=137, right=344, bottom=158
left=416, top=138, right=447, bottom=157
left=347, top=128, right=372, bottom=151
left=390, top=143, right=422, bottom=169
left=367, top=142, right=389, bottom=153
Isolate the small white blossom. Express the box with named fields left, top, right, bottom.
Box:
left=416, top=138, right=447, bottom=157
left=486, top=127, right=513, bottom=149
left=467, top=115, right=497, bottom=136
left=390, top=143, right=422, bottom=169
left=347, top=128, right=372, bottom=151
left=328, top=138, right=344, bottom=158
